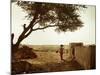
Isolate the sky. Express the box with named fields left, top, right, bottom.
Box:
left=11, top=2, right=96, bottom=45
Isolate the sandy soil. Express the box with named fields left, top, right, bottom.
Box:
left=21, top=51, right=84, bottom=73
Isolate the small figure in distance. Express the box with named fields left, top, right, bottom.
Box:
left=56, top=44, right=65, bottom=61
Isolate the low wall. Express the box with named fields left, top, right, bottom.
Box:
left=74, top=45, right=96, bottom=69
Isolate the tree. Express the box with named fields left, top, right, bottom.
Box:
left=12, top=1, right=86, bottom=49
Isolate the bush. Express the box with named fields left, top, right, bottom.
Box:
left=13, top=45, right=37, bottom=60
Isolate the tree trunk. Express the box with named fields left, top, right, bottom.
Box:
left=14, top=14, right=38, bottom=49
left=15, top=28, right=33, bottom=48
left=14, top=39, right=22, bottom=49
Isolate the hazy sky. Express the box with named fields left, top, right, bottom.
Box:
left=12, top=3, right=96, bottom=45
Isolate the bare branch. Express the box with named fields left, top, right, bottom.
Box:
left=24, top=29, right=32, bottom=38
left=32, top=19, right=40, bottom=28
left=22, top=24, right=27, bottom=30
left=32, top=25, right=58, bottom=31
left=24, top=19, right=40, bottom=38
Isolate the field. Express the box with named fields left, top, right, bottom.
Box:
left=12, top=45, right=84, bottom=74
left=18, top=45, right=84, bottom=73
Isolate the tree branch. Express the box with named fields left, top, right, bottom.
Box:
left=24, top=29, right=32, bottom=38
left=22, top=24, right=27, bottom=30
left=24, top=19, right=40, bottom=37
left=32, top=25, right=58, bottom=31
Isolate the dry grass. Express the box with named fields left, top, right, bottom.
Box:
left=21, top=50, right=84, bottom=73
left=12, top=45, right=84, bottom=74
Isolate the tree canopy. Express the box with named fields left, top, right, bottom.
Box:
left=12, top=1, right=86, bottom=48
left=17, top=1, right=86, bottom=32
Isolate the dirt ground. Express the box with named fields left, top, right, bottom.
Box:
left=21, top=51, right=84, bottom=73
